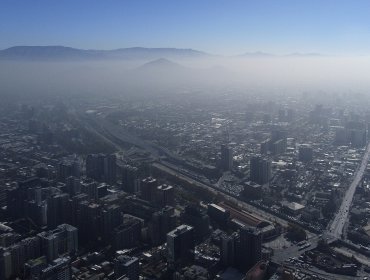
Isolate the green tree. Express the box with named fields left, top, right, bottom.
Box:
left=286, top=223, right=307, bottom=242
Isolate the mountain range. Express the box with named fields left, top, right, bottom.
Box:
left=0, top=46, right=324, bottom=61
left=0, top=46, right=208, bottom=61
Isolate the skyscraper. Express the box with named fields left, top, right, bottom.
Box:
left=167, top=224, right=195, bottom=268
left=86, top=154, right=105, bottom=181
left=220, top=232, right=238, bottom=267
left=156, top=184, right=175, bottom=206
left=104, top=154, right=117, bottom=184
left=122, top=165, right=140, bottom=193
left=220, top=144, right=233, bottom=171
left=250, top=156, right=271, bottom=185
left=47, top=193, right=69, bottom=229
left=0, top=248, right=5, bottom=280
left=237, top=226, right=262, bottom=271
left=86, top=153, right=116, bottom=183
left=113, top=215, right=142, bottom=250
left=140, top=177, right=157, bottom=203
left=38, top=224, right=78, bottom=262
left=101, top=204, right=122, bottom=243
left=182, top=204, right=210, bottom=242
left=57, top=160, right=80, bottom=183
left=149, top=206, right=177, bottom=246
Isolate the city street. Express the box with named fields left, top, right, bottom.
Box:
left=327, top=142, right=370, bottom=240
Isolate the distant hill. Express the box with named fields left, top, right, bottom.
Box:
left=132, top=58, right=193, bottom=82
left=0, top=46, right=209, bottom=61
left=137, top=58, right=187, bottom=72
left=130, top=57, right=235, bottom=88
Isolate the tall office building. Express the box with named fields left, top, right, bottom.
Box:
left=0, top=248, right=5, bottom=280
left=114, top=255, right=139, bottom=280
left=80, top=181, right=98, bottom=200
left=140, top=177, right=157, bottom=203
left=38, top=224, right=78, bottom=262
left=2, top=250, right=12, bottom=279
left=19, top=236, right=41, bottom=263
left=167, top=225, right=195, bottom=268
left=270, top=129, right=287, bottom=155
left=67, top=193, right=88, bottom=226
left=250, top=156, right=271, bottom=185
left=207, top=204, right=230, bottom=228
left=86, top=153, right=117, bottom=183
left=57, top=160, right=80, bottom=183
left=0, top=236, right=43, bottom=278
left=182, top=205, right=210, bottom=242
left=271, top=139, right=286, bottom=155
left=104, top=154, right=117, bottom=184
left=8, top=244, right=26, bottom=277
left=149, top=206, right=177, bottom=246
left=220, top=232, right=238, bottom=267
left=260, top=140, right=269, bottom=155
left=86, top=154, right=105, bottom=181
left=113, top=215, right=142, bottom=250
left=237, top=226, right=262, bottom=272
left=156, top=184, right=175, bottom=206
left=122, top=165, right=140, bottom=193
left=7, top=178, right=40, bottom=219
left=76, top=201, right=100, bottom=247
left=219, top=226, right=262, bottom=272
left=334, top=121, right=367, bottom=147
left=47, top=193, right=70, bottom=229
left=101, top=204, right=122, bottom=243
left=27, top=198, right=47, bottom=227
left=220, top=144, right=233, bottom=171
left=66, top=176, right=81, bottom=196
left=261, top=128, right=287, bottom=156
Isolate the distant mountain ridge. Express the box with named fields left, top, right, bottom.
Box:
left=0, top=46, right=209, bottom=61
left=239, top=51, right=324, bottom=57
left=0, top=45, right=326, bottom=61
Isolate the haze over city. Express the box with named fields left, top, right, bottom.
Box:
left=1, top=1, right=370, bottom=280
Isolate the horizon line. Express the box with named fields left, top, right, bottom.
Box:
left=2, top=45, right=370, bottom=57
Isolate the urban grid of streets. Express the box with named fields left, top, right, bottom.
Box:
left=86, top=108, right=370, bottom=278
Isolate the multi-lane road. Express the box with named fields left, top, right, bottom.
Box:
left=327, top=142, right=370, bottom=240
left=82, top=110, right=370, bottom=243
left=80, top=111, right=291, bottom=227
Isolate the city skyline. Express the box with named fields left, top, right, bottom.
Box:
left=2, top=1, right=370, bottom=279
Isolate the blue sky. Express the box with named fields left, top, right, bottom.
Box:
left=1, top=0, right=370, bottom=55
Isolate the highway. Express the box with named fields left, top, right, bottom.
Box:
left=82, top=111, right=370, bottom=242
left=327, top=142, right=370, bottom=240
left=79, top=112, right=292, bottom=227
left=152, top=161, right=289, bottom=227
